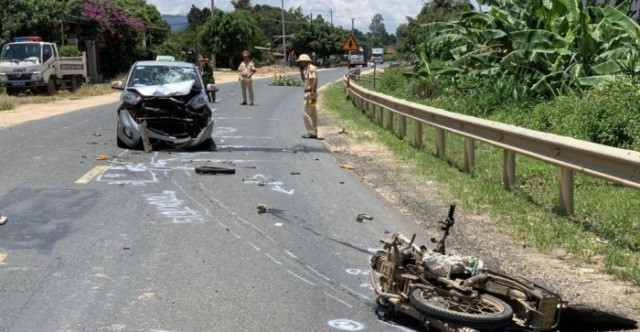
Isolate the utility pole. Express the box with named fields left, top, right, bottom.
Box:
left=211, top=0, right=214, bottom=16
left=330, top=9, right=333, bottom=26
left=281, top=0, right=286, bottom=68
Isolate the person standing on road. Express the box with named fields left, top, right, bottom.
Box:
left=201, top=56, right=216, bottom=103
left=297, top=54, right=319, bottom=139
left=237, top=50, right=256, bottom=106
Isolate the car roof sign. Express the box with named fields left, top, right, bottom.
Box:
left=155, top=55, right=175, bottom=61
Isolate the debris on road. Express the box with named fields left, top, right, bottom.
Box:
left=290, top=171, right=301, bottom=175
left=275, top=223, right=283, bottom=227
left=356, top=213, right=373, bottom=222
left=338, top=128, right=347, bottom=134
left=96, top=154, right=113, bottom=160
left=0, top=213, right=7, bottom=225
left=257, top=204, right=267, bottom=214
left=195, top=166, right=236, bottom=174
left=341, top=163, right=356, bottom=171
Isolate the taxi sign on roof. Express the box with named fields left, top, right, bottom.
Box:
left=155, top=55, right=175, bottom=61
left=340, top=33, right=359, bottom=52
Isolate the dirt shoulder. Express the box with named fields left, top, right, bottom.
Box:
left=2, top=69, right=638, bottom=328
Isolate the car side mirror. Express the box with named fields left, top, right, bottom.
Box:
left=111, top=81, right=124, bottom=90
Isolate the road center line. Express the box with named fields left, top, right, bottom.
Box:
left=75, top=165, right=108, bottom=184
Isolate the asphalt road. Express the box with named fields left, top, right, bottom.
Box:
left=0, top=67, right=440, bottom=332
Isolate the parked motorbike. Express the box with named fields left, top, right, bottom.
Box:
left=370, top=205, right=638, bottom=331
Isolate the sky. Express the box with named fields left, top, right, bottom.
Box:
left=145, top=0, right=483, bottom=35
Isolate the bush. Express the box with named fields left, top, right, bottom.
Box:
left=270, top=74, right=302, bottom=87
left=59, top=45, right=82, bottom=57
left=523, top=81, right=640, bottom=150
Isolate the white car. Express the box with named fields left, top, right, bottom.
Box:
left=111, top=60, right=218, bottom=150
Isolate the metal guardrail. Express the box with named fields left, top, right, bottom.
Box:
left=343, top=75, right=640, bottom=215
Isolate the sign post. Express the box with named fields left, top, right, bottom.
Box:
left=341, top=33, right=360, bottom=92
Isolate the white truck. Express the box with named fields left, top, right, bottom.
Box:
left=349, top=47, right=367, bottom=68
left=371, top=47, right=384, bottom=64
left=0, top=36, right=87, bottom=95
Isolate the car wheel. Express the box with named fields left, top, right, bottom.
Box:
left=117, top=134, right=127, bottom=148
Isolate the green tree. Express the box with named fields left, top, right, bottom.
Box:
left=231, top=0, right=252, bottom=11
left=199, top=10, right=264, bottom=68
left=187, top=5, right=211, bottom=31
left=0, top=0, right=66, bottom=43
left=368, top=14, right=389, bottom=44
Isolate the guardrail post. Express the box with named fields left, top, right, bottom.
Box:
left=377, top=105, right=384, bottom=126
left=464, top=138, right=475, bottom=172
left=413, top=121, right=423, bottom=147
left=503, top=150, right=516, bottom=189
left=386, top=108, right=394, bottom=131
left=398, top=116, right=407, bottom=139
left=558, top=167, right=574, bottom=215
left=436, top=128, right=445, bottom=157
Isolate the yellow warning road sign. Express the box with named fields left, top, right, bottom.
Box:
left=341, top=33, right=360, bottom=52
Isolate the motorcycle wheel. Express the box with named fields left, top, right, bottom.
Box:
left=410, top=287, right=513, bottom=330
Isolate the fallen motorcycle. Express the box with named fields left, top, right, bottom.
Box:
left=370, top=205, right=638, bottom=331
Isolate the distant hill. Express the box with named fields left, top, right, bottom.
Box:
left=162, top=15, right=188, bottom=31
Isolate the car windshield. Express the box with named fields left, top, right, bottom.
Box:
left=128, top=65, right=198, bottom=87
left=0, top=43, right=41, bottom=62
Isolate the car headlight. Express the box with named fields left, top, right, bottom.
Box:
left=31, top=71, right=42, bottom=81
left=188, top=94, right=208, bottom=110
left=123, top=90, right=142, bottom=106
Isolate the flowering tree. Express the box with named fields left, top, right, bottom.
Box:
left=79, top=0, right=145, bottom=42
left=74, top=0, right=150, bottom=77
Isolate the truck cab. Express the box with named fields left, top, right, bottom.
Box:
left=371, top=48, right=384, bottom=64
left=0, top=36, right=87, bottom=95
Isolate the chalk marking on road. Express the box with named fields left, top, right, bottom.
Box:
left=285, top=250, right=297, bottom=259
left=340, top=284, right=371, bottom=300
left=198, top=183, right=278, bottom=244
left=324, top=291, right=353, bottom=308
left=75, top=165, right=108, bottom=184
left=265, top=253, right=282, bottom=265
left=144, top=191, right=204, bottom=224
left=172, top=177, right=213, bottom=218
left=230, top=231, right=241, bottom=239
left=287, top=270, right=316, bottom=286
left=306, top=265, right=331, bottom=281
left=248, top=242, right=261, bottom=251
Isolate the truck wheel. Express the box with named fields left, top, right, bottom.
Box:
left=46, top=79, right=57, bottom=96
left=68, top=78, right=78, bottom=92
left=75, top=77, right=85, bottom=90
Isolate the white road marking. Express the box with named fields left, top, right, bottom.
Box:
left=340, top=284, right=371, bottom=300
left=287, top=270, right=316, bottom=286
left=306, top=265, right=331, bottom=281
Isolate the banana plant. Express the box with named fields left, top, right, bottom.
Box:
left=416, top=0, right=640, bottom=97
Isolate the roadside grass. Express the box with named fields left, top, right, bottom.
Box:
left=321, top=82, right=640, bottom=285
left=0, top=82, right=116, bottom=111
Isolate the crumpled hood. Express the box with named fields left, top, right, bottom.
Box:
left=132, top=80, right=196, bottom=97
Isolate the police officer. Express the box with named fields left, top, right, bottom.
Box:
left=237, top=50, right=256, bottom=105
left=297, top=54, right=319, bottom=139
